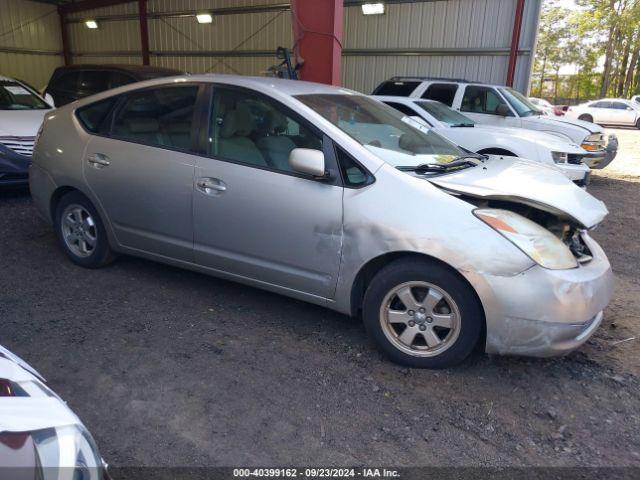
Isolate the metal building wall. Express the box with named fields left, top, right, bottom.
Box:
left=0, top=0, right=62, bottom=88
left=342, top=0, right=541, bottom=93
left=62, top=0, right=540, bottom=93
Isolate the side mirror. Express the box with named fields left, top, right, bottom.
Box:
left=496, top=104, right=511, bottom=116
left=44, top=93, right=55, bottom=108
left=289, top=148, right=326, bottom=177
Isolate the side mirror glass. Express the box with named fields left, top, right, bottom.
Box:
left=496, top=104, right=511, bottom=116
left=44, top=93, right=55, bottom=108
left=289, top=148, right=326, bottom=177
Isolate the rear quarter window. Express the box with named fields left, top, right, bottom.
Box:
left=372, top=81, right=421, bottom=96
left=76, top=97, right=118, bottom=133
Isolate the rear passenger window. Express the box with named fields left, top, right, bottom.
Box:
left=372, top=81, right=421, bottom=96
left=54, top=72, right=81, bottom=91
left=111, top=85, right=199, bottom=151
left=79, top=71, right=109, bottom=94
left=209, top=87, right=322, bottom=173
left=76, top=97, right=118, bottom=133
left=109, top=72, right=135, bottom=89
left=384, top=102, right=419, bottom=118
left=421, top=83, right=458, bottom=106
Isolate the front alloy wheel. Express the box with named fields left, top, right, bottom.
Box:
left=362, top=258, right=483, bottom=368
left=380, top=281, right=461, bottom=358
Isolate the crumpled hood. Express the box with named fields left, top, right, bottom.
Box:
left=0, top=109, right=49, bottom=137
left=427, top=157, right=608, bottom=228
left=471, top=125, right=585, bottom=153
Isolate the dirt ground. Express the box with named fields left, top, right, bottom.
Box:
left=1, top=129, right=639, bottom=468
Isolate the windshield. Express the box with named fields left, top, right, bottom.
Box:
left=295, top=94, right=463, bottom=167
left=500, top=88, right=541, bottom=117
left=416, top=101, right=475, bottom=126
left=0, top=81, right=49, bottom=110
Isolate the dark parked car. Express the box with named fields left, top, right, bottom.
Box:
left=44, top=64, right=185, bottom=107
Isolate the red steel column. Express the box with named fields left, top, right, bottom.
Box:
left=138, top=0, right=150, bottom=65
left=291, top=0, right=343, bottom=85
left=506, top=0, right=526, bottom=87
left=58, top=6, right=72, bottom=66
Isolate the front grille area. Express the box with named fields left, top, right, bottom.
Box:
left=567, top=154, right=584, bottom=165
left=0, top=136, right=35, bottom=157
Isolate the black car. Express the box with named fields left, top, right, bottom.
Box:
left=44, top=64, right=185, bottom=107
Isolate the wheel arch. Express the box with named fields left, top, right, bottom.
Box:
left=349, top=251, right=487, bottom=350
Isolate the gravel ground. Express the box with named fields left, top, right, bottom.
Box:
left=1, top=130, right=639, bottom=468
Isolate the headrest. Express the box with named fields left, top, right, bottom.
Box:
left=220, top=102, right=255, bottom=138
left=267, top=111, right=288, bottom=133
left=125, top=117, right=159, bottom=133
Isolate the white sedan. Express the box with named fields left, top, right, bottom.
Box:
left=566, top=98, right=640, bottom=128
left=374, top=96, right=591, bottom=185
left=0, top=76, right=54, bottom=186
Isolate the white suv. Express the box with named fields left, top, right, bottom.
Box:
left=373, top=77, right=618, bottom=169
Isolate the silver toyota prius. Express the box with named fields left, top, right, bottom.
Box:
left=29, top=75, right=614, bottom=368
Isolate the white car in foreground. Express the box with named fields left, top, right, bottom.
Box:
left=566, top=98, right=640, bottom=128
left=374, top=96, right=591, bottom=185
left=0, top=345, right=110, bottom=479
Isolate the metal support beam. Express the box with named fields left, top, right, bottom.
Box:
left=58, top=6, right=72, bottom=66
left=59, top=0, right=134, bottom=15
left=138, top=0, right=150, bottom=65
left=506, top=0, right=526, bottom=87
left=291, top=0, right=344, bottom=85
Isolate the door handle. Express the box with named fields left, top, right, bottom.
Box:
left=197, top=177, right=227, bottom=195
left=87, top=153, right=110, bottom=169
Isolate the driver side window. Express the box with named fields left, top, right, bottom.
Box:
left=208, top=87, right=322, bottom=173
left=461, top=86, right=509, bottom=115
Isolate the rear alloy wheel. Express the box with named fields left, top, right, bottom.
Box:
left=362, top=259, right=483, bottom=368
left=54, top=191, right=114, bottom=268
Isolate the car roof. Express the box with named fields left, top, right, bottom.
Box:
left=0, top=76, right=18, bottom=82
left=54, top=64, right=184, bottom=76
left=82, top=74, right=362, bottom=98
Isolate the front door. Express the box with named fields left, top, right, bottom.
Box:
left=83, top=84, right=202, bottom=261
left=192, top=86, right=343, bottom=298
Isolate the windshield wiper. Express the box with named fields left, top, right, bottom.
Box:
left=397, top=156, right=482, bottom=174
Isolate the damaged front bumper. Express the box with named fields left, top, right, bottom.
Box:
left=582, top=134, right=618, bottom=170
left=477, top=233, right=614, bottom=357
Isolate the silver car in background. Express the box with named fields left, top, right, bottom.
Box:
left=30, top=75, right=614, bottom=368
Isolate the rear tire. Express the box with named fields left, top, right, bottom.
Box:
left=54, top=191, right=115, bottom=268
left=362, top=258, right=483, bottom=368
left=635, top=118, right=640, bottom=129
left=578, top=114, right=594, bottom=123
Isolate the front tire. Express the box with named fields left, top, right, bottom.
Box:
left=362, top=259, right=483, bottom=368
left=54, top=191, right=114, bottom=268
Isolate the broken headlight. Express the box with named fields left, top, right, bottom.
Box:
left=474, top=208, right=578, bottom=270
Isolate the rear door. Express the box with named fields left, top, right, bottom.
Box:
left=458, top=85, right=521, bottom=127
left=608, top=101, right=636, bottom=125
left=82, top=83, right=203, bottom=261
left=192, top=85, right=343, bottom=298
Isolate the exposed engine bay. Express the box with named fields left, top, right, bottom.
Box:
left=456, top=193, right=594, bottom=264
